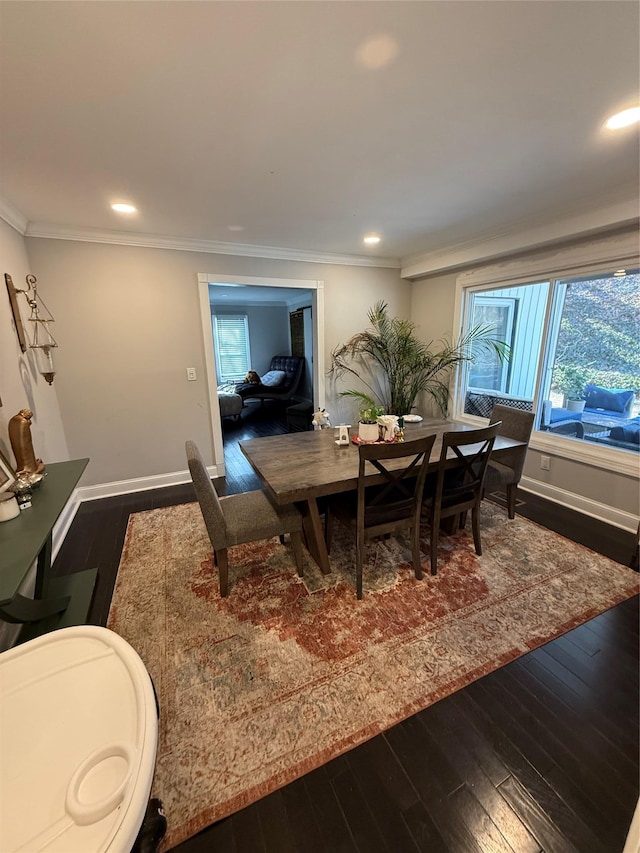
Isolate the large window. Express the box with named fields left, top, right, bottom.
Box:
left=459, top=269, right=639, bottom=456
left=212, top=314, right=251, bottom=383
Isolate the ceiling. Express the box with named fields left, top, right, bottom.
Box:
left=0, top=1, right=638, bottom=272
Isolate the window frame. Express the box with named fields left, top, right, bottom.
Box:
left=452, top=256, right=639, bottom=479
left=212, top=313, right=251, bottom=383
left=467, top=294, right=517, bottom=394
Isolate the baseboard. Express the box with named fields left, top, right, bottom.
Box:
left=75, top=466, right=222, bottom=502
left=51, top=466, right=222, bottom=560
left=52, top=495, right=84, bottom=562
left=520, top=476, right=638, bottom=533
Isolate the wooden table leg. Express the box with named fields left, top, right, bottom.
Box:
left=297, top=498, right=331, bottom=574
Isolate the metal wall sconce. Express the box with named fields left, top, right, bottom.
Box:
left=4, top=273, right=58, bottom=384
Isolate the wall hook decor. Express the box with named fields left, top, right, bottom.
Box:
left=4, top=273, right=58, bottom=384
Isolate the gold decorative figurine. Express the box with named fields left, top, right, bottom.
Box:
left=8, top=409, right=46, bottom=475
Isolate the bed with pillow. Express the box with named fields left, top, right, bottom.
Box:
left=235, top=355, right=305, bottom=405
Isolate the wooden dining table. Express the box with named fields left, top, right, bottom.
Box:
left=239, top=418, right=525, bottom=574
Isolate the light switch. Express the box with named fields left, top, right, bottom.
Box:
left=186, top=367, right=197, bottom=381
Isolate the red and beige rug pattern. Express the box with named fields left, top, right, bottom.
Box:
left=108, top=500, right=638, bottom=851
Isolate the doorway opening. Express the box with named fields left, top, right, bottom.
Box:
left=197, top=273, right=325, bottom=478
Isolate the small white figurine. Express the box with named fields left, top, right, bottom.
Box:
left=312, top=408, right=331, bottom=430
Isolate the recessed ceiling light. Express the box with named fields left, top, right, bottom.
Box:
left=613, top=269, right=627, bottom=276
left=111, top=202, right=137, bottom=214
left=604, top=107, right=640, bottom=129
left=363, top=234, right=381, bottom=245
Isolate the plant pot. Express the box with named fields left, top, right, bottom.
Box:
left=358, top=422, right=380, bottom=442
left=566, top=400, right=586, bottom=413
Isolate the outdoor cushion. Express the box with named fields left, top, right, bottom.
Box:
left=610, top=419, right=640, bottom=445
left=584, top=384, right=634, bottom=414
left=549, top=406, right=582, bottom=424
left=260, top=369, right=286, bottom=387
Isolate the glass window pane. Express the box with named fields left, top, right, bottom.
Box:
left=544, top=270, right=639, bottom=452
left=463, top=282, right=548, bottom=418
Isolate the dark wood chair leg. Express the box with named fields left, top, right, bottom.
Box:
left=430, top=510, right=440, bottom=576
left=291, top=530, right=304, bottom=577
left=325, top=509, right=334, bottom=553
left=216, top=548, right=229, bottom=597
left=411, top=524, right=423, bottom=580
left=356, top=537, right=364, bottom=599
left=471, top=508, right=482, bottom=556
left=506, top=484, right=517, bottom=519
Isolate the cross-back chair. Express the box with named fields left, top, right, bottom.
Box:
left=422, top=422, right=501, bottom=575
left=483, top=404, right=535, bottom=519
left=325, top=435, right=437, bottom=599
left=186, top=440, right=304, bottom=596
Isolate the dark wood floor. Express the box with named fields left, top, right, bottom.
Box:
left=52, top=405, right=639, bottom=853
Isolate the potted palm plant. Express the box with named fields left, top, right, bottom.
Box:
left=329, top=301, right=508, bottom=418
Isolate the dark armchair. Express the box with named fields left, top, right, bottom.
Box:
left=325, top=435, right=437, bottom=599
left=483, top=405, right=535, bottom=518
left=186, top=440, right=304, bottom=596
left=235, top=355, right=305, bottom=405
left=422, top=422, right=500, bottom=576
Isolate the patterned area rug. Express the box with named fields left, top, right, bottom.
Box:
left=108, top=501, right=638, bottom=851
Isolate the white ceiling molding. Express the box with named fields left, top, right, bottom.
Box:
left=456, top=226, right=640, bottom=288
left=0, top=196, right=28, bottom=234
left=24, top=221, right=401, bottom=269
left=401, top=199, right=640, bottom=280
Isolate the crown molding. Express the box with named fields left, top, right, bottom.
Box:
left=23, top=221, right=401, bottom=269
left=400, top=198, right=640, bottom=279
left=0, top=196, right=28, bottom=235
left=456, top=227, right=639, bottom=288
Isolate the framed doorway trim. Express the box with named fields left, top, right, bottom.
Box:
left=197, top=272, right=325, bottom=474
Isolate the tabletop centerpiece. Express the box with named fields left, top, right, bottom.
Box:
left=358, top=404, right=385, bottom=441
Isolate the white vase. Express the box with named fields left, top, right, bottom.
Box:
left=358, top=422, right=380, bottom=442
left=567, top=400, right=586, bottom=413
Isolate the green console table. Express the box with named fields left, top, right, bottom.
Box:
left=0, top=458, right=97, bottom=644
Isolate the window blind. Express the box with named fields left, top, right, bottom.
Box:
left=213, top=314, right=251, bottom=382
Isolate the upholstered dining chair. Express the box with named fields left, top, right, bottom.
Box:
left=185, top=440, right=304, bottom=596
left=483, top=404, right=535, bottom=519
left=422, top=422, right=501, bottom=576
left=325, top=435, right=437, bottom=599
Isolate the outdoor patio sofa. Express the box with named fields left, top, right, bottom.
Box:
left=541, top=383, right=635, bottom=436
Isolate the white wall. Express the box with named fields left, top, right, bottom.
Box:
left=0, top=219, right=68, bottom=468
left=0, top=220, right=70, bottom=650
left=24, top=236, right=408, bottom=487
left=409, top=271, right=459, bottom=418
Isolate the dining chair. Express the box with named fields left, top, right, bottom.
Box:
left=185, top=440, right=304, bottom=597
left=483, top=404, right=535, bottom=518
left=325, top=435, right=437, bottom=599
left=422, top=422, right=501, bottom=576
